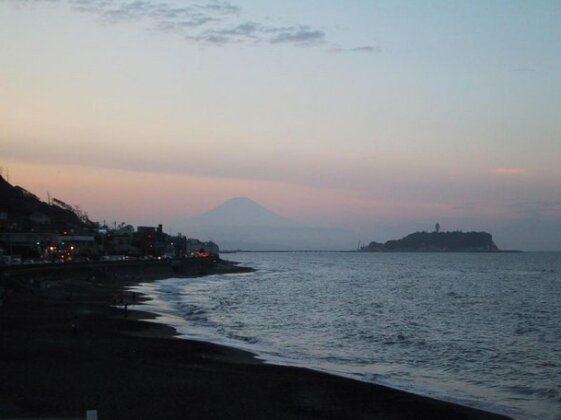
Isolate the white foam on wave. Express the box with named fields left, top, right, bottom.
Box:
left=128, top=251, right=561, bottom=420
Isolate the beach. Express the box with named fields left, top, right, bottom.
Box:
left=0, top=260, right=511, bottom=419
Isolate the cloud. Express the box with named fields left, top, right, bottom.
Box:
left=5, top=0, right=377, bottom=50
left=505, top=200, right=561, bottom=218
left=67, top=0, right=239, bottom=26
left=189, top=22, right=325, bottom=45
left=330, top=45, right=381, bottom=53
left=194, top=21, right=260, bottom=43
left=491, top=167, right=530, bottom=176
left=269, top=27, right=325, bottom=45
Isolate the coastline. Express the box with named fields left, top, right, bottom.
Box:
left=0, top=260, right=511, bottom=419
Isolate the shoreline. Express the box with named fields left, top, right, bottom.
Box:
left=1, top=260, right=512, bottom=419
left=129, top=276, right=515, bottom=419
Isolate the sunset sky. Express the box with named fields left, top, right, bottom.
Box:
left=1, top=0, right=560, bottom=250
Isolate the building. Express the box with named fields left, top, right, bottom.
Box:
left=136, top=224, right=166, bottom=256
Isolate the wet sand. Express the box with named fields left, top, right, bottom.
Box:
left=0, top=260, right=511, bottom=419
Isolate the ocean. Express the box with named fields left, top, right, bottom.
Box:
left=132, top=252, right=561, bottom=419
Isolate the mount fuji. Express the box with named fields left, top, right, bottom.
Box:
left=187, top=197, right=297, bottom=228
left=178, top=197, right=355, bottom=251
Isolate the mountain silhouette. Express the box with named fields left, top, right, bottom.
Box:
left=189, top=197, right=298, bottom=228
left=178, top=197, right=356, bottom=251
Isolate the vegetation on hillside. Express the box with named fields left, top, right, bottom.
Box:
left=361, top=231, right=499, bottom=252
left=0, top=175, right=95, bottom=234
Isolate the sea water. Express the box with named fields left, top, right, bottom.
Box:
left=132, top=252, right=561, bottom=419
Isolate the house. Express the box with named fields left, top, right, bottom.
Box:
left=136, top=224, right=166, bottom=256
left=29, top=213, right=51, bottom=225
left=185, top=238, right=219, bottom=256
left=57, top=235, right=98, bottom=260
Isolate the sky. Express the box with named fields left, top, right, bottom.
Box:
left=1, top=0, right=561, bottom=250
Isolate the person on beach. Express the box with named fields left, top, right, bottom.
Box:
left=124, top=303, right=128, bottom=318
left=71, top=315, right=79, bottom=336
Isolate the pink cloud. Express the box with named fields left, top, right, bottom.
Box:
left=491, top=167, right=530, bottom=176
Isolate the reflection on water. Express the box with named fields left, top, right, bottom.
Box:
left=134, top=252, right=561, bottom=420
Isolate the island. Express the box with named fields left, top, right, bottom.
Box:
left=360, top=229, right=500, bottom=252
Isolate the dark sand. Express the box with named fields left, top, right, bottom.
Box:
left=0, top=260, right=511, bottom=419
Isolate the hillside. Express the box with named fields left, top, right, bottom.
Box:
left=0, top=175, right=94, bottom=233
left=361, top=231, right=499, bottom=252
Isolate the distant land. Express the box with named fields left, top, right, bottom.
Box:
left=359, top=230, right=503, bottom=252
left=179, top=197, right=357, bottom=251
